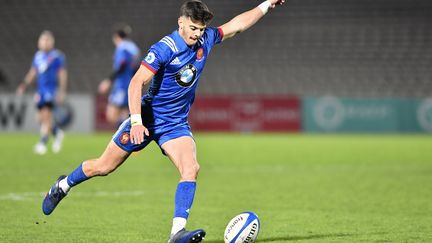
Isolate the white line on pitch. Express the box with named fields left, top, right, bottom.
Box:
left=0, top=191, right=145, bottom=201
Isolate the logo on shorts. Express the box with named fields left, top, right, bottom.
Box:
left=145, top=52, right=156, bottom=64
left=175, top=64, right=197, bottom=87
left=196, top=48, right=204, bottom=60
left=120, top=132, right=130, bottom=144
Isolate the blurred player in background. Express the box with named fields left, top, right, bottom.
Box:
left=42, top=0, right=284, bottom=242
left=98, top=24, right=141, bottom=128
left=16, top=30, right=67, bottom=155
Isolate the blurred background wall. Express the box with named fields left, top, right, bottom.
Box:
left=0, top=0, right=431, bottom=132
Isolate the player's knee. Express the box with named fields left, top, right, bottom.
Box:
left=180, top=161, right=200, bottom=180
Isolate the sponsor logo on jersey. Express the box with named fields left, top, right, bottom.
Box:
left=175, top=64, right=197, bottom=87
left=196, top=48, right=204, bottom=60
left=120, top=132, right=130, bottom=144
left=170, top=57, right=182, bottom=65
left=145, top=52, right=156, bottom=64
left=37, top=62, right=48, bottom=73
left=35, top=51, right=57, bottom=73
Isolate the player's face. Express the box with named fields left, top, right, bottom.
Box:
left=178, top=16, right=206, bottom=46
left=112, top=34, right=121, bottom=46
left=38, top=34, right=54, bottom=52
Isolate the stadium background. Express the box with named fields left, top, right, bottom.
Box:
left=1, top=0, right=432, bottom=133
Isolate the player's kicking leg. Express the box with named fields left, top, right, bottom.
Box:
left=162, top=136, right=206, bottom=243
left=42, top=141, right=130, bottom=215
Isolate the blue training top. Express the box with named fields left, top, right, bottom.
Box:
left=140, top=27, right=223, bottom=124
left=113, top=39, right=140, bottom=90
left=32, top=49, right=65, bottom=95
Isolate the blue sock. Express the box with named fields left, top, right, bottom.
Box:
left=174, top=181, right=196, bottom=219
left=66, top=163, right=89, bottom=187
left=40, top=135, right=49, bottom=145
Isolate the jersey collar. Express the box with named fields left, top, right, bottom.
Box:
left=173, top=30, right=195, bottom=50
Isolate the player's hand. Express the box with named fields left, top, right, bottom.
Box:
left=130, top=124, right=149, bottom=144
left=16, top=83, right=26, bottom=95
left=269, top=0, right=285, bottom=8
left=98, top=79, right=111, bottom=94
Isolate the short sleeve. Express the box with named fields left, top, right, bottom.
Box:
left=57, top=52, right=66, bottom=68
left=51, top=51, right=66, bottom=70
left=141, top=43, right=171, bottom=74
left=205, top=27, right=224, bottom=46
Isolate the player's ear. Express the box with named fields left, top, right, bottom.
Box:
left=178, top=16, right=184, bottom=30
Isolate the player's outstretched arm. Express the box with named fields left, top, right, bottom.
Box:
left=128, top=65, right=153, bottom=144
left=219, top=0, right=284, bottom=41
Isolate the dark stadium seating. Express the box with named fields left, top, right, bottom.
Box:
left=0, top=0, right=431, bottom=97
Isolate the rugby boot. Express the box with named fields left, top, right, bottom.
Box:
left=42, top=175, right=67, bottom=215
left=168, top=228, right=206, bottom=243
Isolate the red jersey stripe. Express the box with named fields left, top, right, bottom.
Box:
left=141, top=61, right=157, bottom=74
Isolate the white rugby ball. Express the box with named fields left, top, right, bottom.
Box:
left=224, top=212, right=260, bottom=243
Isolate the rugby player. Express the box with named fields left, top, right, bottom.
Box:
left=98, top=25, right=141, bottom=128
left=42, top=1, right=284, bottom=242
left=17, top=30, right=67, bottom=154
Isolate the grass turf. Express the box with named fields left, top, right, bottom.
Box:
left=0, top=133, right=431, bottom=242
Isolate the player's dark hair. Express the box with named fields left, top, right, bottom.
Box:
left=113, top=24, right=132, bottom=39
left=180, top=0, right=214, bottom=25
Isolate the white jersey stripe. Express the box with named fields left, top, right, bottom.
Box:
left=160, top=37, right=178, bottom=53
left=164, top=36, right=178, bottom=52
left=161, top=40, right=176, bottom=52
left=160, top=40, right=176, bottom=52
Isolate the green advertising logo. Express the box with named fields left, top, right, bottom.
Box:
left=304, top=96, right=432, bottom=132
left=305, top=96, right=397, bottom=132
left=313, top=97, right=345, bottom=130
left=417, top=99, right=432, bottom=132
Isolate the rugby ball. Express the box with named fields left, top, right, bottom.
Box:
left=224, top=212, right=260, bottom=243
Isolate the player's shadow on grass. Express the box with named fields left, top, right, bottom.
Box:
left=204, top=232, right=388, bottom=242
left=260, top=231, right=390, bottom=242
left=260, top=232, right=356, bottom=242
left=204, top=233, right=353, bottom=243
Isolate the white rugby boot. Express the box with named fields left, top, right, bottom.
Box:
left=52, top=129, right=64, bottom=153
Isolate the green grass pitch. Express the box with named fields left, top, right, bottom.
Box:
left=0, top=133, right=431, bottom=242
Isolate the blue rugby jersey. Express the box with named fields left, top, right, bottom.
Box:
left=140, top=27, right=223, bottom=123
left=32, top=49, right=65, bottom=95
left=113, top=40, right=140, bottom=90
